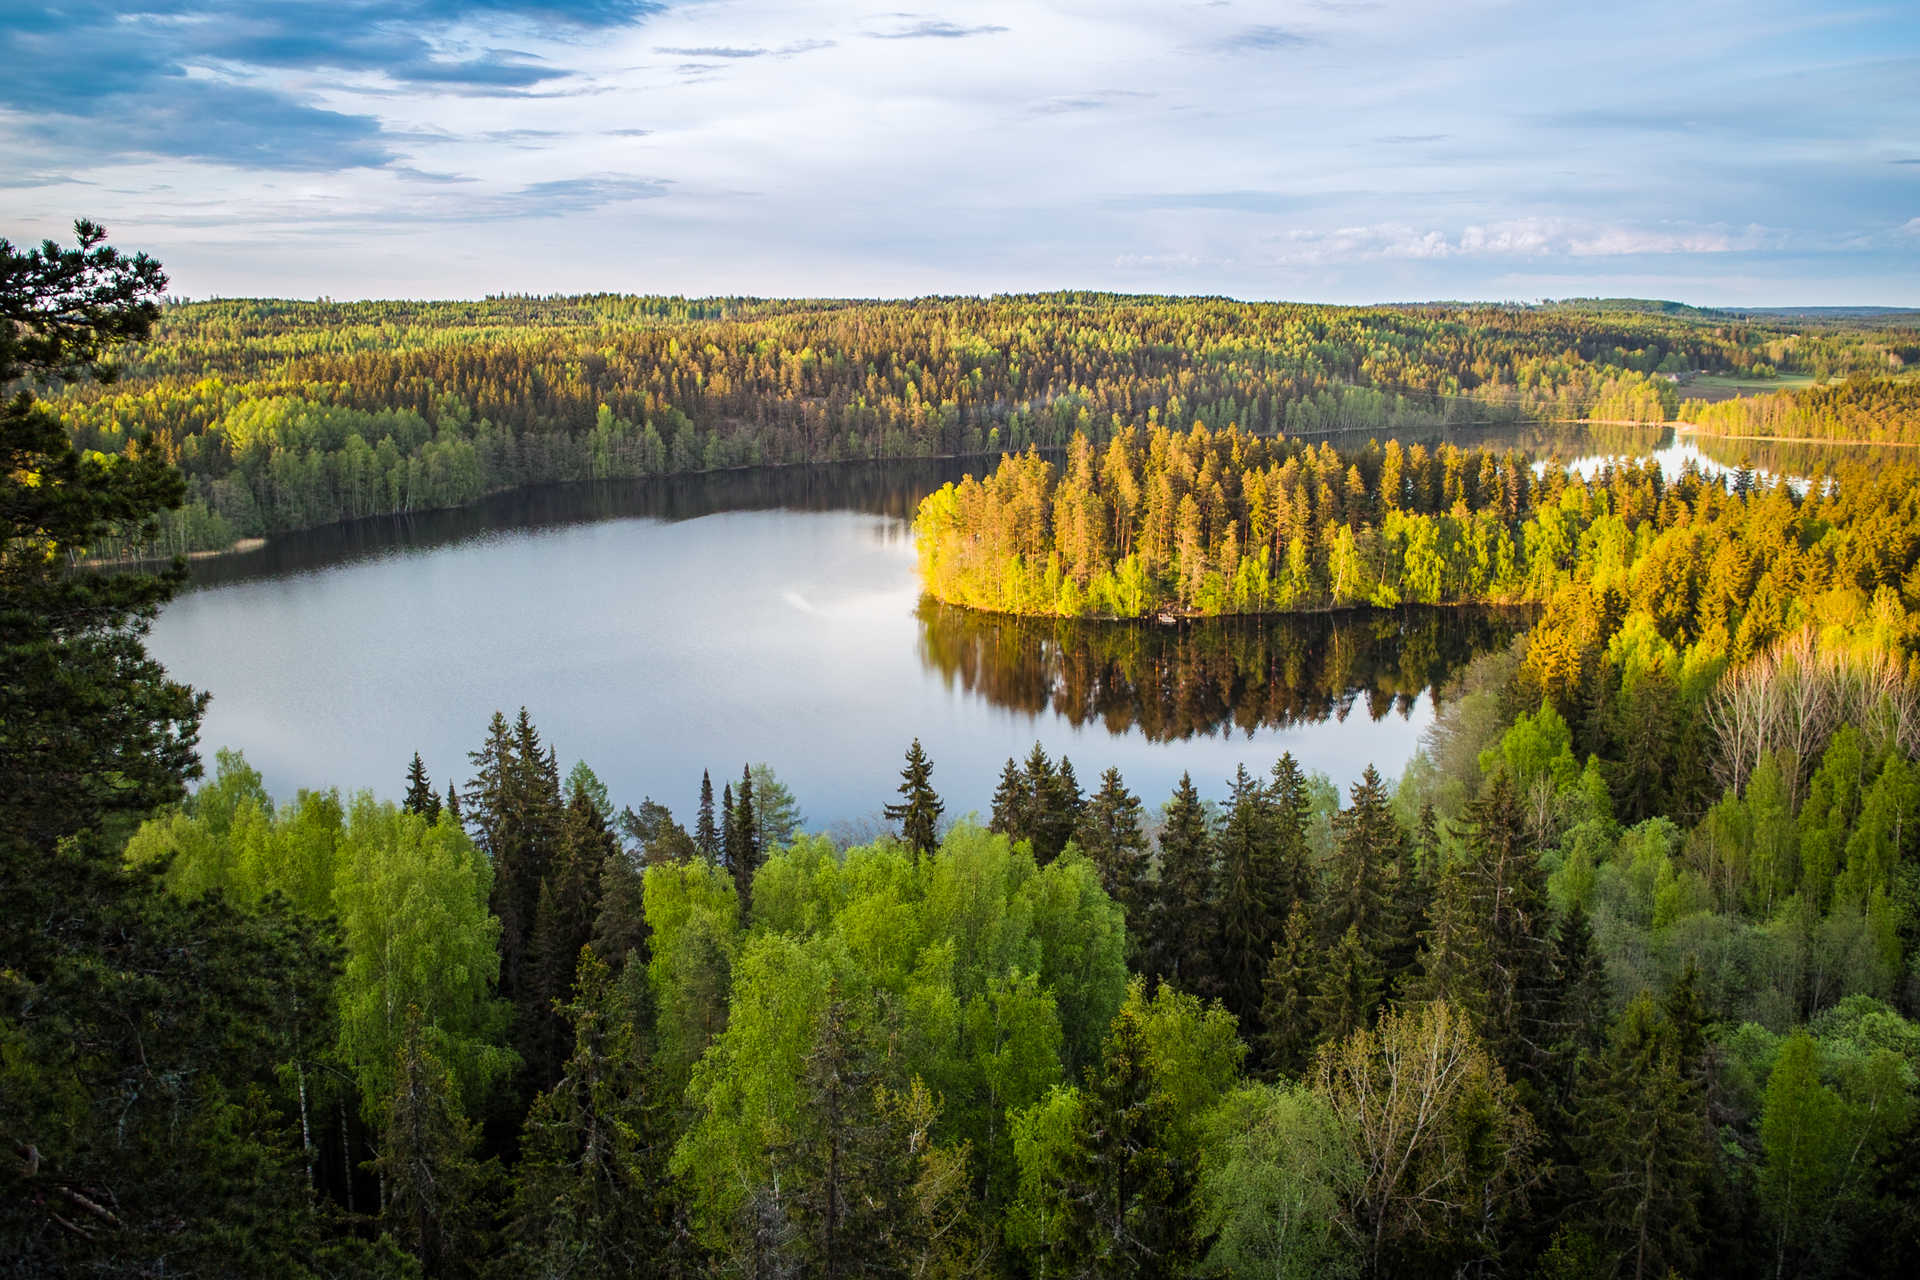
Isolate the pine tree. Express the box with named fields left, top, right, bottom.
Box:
left=404, top=752, right=441, bottom=822
left=621, top=797, right=697, bottom=866
left=883, top=737, right=945, bottom=857
left=1078, top=766, right=1151, bottom=942
left=376, top=1006, right=486, bottom=1277
left=695, top=769, right=720, bottom=862
left=1149, top=772, right=1218, bottom=996
left=445, top=780, right=461, bottom=822
left=1, top=222, right=383, bottom=1272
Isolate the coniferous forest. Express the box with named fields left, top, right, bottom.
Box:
left=10, top=226, right=1920, bottom=1280
left=41, top=281, right=1917, bottom=556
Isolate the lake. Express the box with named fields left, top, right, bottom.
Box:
left=145, top=427, right=1896, bottom=833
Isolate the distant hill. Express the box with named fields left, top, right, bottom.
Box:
left=1716, top=306, right=1920, bottom=321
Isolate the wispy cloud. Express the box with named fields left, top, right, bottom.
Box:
left=5, top=0, right=1912, bottom=304
left=867, top=20, right=1009, bottom=40
left=656, top=46, right=768, bottom=58
left=1214, top=25, right=1315, bottom=52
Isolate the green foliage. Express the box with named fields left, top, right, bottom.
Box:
left=1, top=224, right=404, bottom=1275
left=507, top=950, right=669, bottom=1278
left=1195, top=1082, right=1359, bottom=1280
left=334, top=800, right=516, bottom=1114
left=885, top=737, right=945, bottom=857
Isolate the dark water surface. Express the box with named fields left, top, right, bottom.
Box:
left=160, top=423, right=1902, bottom=831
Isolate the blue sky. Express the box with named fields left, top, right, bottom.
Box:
left=2, top=0, right=1915, bottom=303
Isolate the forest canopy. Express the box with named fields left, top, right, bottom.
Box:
left=11, top=226, right=1920, bottom=1278
left=43, top=291, right=1916, bottom=554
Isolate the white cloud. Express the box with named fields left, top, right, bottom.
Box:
left=2, top=0, right=1912, bottom=302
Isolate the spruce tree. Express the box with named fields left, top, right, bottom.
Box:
left=727, top=766, right=761, bottom=919
left=376, top=1007, right=486, bottom=1277
left=507, top=949, right=669, bottom=1276
left=1570, top=993, right=1708, bottom=1280
left=1216, top=764, right=1277, bottom=1034
left=1408, top=856, right=1493, bottom=1031
left=771, top=990, right=922, bottom=1279
left=1034, top=755, right=1086, bottom=864
left=1382, top=800, right=1437, bottom=993
left=695, top=769, right=720, bottom=862
left=593, top=836, right=651, bottom=972
left=1149, top=772, right=1218, bottom=996
left=1311, top=923, right=1383, bottom=1044
left=1078, top=766, right=1151, bottom=942
left=1259, top=900, right=1320, bottom=1076
left=883, top=737, right=945, bottom=857
left=526, top=779, right=614, bottom=1086
left=1266, top=753, right=1316, bottom=919
left=1035, top=1008, right=1198, bottom=1278
left=404, top=752, right=441, bottom=822
left=467, top=707, right=563, bottom=1007
left=1321, top=765, right=1399, bottom=956
left=1472, top=774, right=1557, bottom=1078
left=989, top=756, right=1028, bottom=843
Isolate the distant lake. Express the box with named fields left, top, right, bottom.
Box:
left=147, top=427, right=1902, bottom=832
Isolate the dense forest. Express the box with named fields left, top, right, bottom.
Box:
left=12, top=227, right=1920, bottom=1279
left=45, top=288, right=1915, bottom=554
left=1684, top=377, right=1920, bottom=444
left=914, top=422, right=1920, bottom=639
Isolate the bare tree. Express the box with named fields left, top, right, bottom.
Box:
left=1706, top=630, right=1920, bottom=809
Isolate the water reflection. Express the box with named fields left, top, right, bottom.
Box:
left=916, top=601, right=1528, bottom=743
left=184, top=457, right=977, bottom=590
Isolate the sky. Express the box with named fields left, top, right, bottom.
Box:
left=1, top=0, right=1916, bottom=304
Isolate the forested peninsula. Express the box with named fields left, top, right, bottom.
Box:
left=912, top=423, right=1920, bottom=633
left=47, top=291, right=1916, bottom=555
left=13, top=226, right=1920, bottom=1280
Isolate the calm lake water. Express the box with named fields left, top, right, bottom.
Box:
left=146, top=428, right=1900, bottom=832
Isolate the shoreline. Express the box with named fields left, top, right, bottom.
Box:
left=1671, top=423, right=1920, bottom=449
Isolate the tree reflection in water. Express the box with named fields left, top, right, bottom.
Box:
left=916, top=601, right=1529, bottom=742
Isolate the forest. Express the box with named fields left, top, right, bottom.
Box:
left=10, top=227, right=1920, bottom=1280
left=43, top=287, right=1916, bottom=555
left=1683, top=377, right=1920, bottom=445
